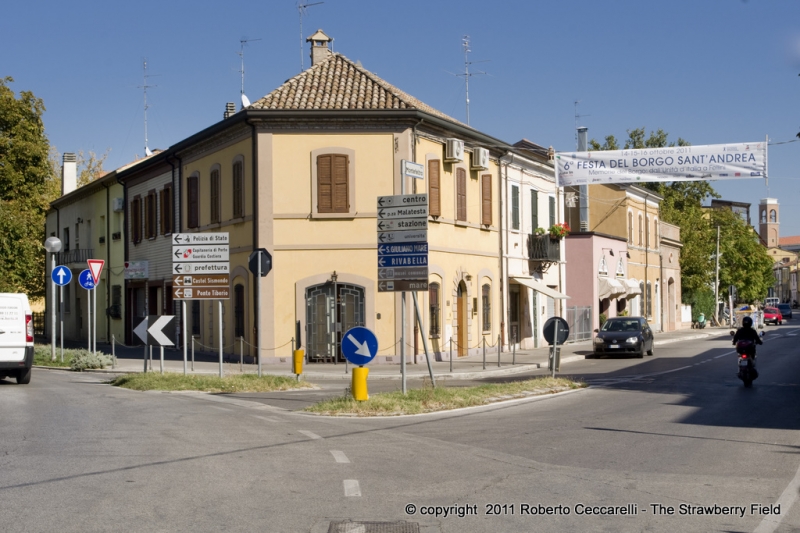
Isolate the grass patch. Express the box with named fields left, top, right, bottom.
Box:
left=110, top=372, right=315, bottom=393
left=305, top=376, right=586, bottom=416
left=34, top=345, right=75, bottom=367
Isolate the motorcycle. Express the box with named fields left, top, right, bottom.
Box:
left=730, top=331, right=764, bottom=388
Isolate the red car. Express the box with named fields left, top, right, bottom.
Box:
left=764, top=307, right=783, bottom=325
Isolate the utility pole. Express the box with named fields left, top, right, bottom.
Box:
left=714, top=225, right=720, bottom=324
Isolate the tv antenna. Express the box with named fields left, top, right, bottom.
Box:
left=137, top=59, right=159, bottom=157
left=298, top=1, right=324, bottom=72
left=238, top=36, right=261, bottom=108
left=574, top=100, right=591, bottom=149
left=447, top=36, right=489, bottom=126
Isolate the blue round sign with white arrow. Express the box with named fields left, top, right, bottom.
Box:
left=341, top=326, right=378, bottom=366
left=51, top=265, right=72, bottom=286
left=78, top=269, right=96, bottom=290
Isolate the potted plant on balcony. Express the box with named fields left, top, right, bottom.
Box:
left=548, top=222, right=571, bottom=240
left=534, top=227, right=547, bottom=236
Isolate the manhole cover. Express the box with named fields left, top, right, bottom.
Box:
left=327, top=521, right=420, bottom=533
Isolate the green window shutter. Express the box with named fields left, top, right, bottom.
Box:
left=531, top=189, right=539, bottom=232
left=549, top=196, right=556, bottom=227
left=511, top=185, right=519, bottom=230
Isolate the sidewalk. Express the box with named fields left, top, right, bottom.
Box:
left=40, top=327, right=726, bottom=381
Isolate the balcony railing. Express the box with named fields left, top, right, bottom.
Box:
left=527, top=234, right=561, bottom=262
left=55, top=248, right=94, bottom=265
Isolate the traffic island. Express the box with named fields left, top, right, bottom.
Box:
left=304, top=376, right=585, bottom=416
left=110, top=373, right=316, bottom=393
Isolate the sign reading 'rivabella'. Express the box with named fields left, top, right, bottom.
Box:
left=377, top=186, right=428, bottom=292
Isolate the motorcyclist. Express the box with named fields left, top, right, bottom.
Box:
left=732, top=316, right=762, bottom=357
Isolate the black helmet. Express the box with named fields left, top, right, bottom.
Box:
left=742, top=316, right=753, bottom=328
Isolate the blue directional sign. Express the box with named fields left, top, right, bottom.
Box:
left=378, top=254, right=428, bottom=268
left=78, top=269, right=96, bottom=290
left=52, top=266, right=72, bottom=286
left=341, top=326, right=378, bottom=366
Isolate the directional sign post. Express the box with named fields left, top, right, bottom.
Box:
left=143, top=315, right=177, bottom=374
left=171, top=233, right=230, bottom=377
left=133, top=317, right=149, bottom=372
left=341, top=326, right=378, bottom=366
left=87, top=260, right=104, bottom=357
left=51, top=266, right=72, bottom=287
left=51, top=266, right=71, bottom=363
left=78, top=270, right=95, bottom=352
left=378, top=185, right=431, bottom=394
left=248, top=248, right=273, bottom=378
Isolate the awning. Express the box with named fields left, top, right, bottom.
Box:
left=598, top=276, right=626, bottom=300
left=511, top=277, right=570, bottom=300
left=624, top=278, right=642, bottom=299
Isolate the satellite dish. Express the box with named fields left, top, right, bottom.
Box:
left=145, top=147, right=153, bottom=157
left=241, top=94, right=251, bottom=108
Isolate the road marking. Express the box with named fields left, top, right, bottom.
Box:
left=298, top=430, right=322, bottom=440
left=330, top=450, right=350, bottom=463
left=753, top=457, right=800, bottom=533
left=343, top=479, right=361, bottom=497
left=252, top=415, right=279, bottom=423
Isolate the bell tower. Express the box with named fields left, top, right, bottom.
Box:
left=759, top=198, right=779, bottom=248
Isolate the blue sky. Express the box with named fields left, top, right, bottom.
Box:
left=3, top=0, right=799, bottom=235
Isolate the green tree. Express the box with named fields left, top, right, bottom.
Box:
left=712, top=207, right=774, bottom=303
left=0, top=77, right=52, bottom=297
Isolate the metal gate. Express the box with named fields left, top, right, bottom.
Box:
left=306, top=282, right=365, bottom=363
left=566, top=306, right=592, bottom=343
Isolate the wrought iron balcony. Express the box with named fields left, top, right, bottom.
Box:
left=55, top=248, right=94, bottom=265
left=527, top=234, right=561, bottom=264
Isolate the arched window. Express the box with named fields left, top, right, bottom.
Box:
left=638, top=214, right=643, bottom=246
left=234, top=284, right=245, bottom=338
left=627, top=211, right=633, bottom=244
left=482, top=284, right=491, bottom=332
left=761, top=210, right=767, bottom=223
left=429, top=282, right=441, bottom=336
left=645, top=216, right=650, bottom=248
left=232, top=159, right=244, bottom=219
left=770, top=209, right=777, bottom=223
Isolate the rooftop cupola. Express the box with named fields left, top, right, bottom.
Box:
left=306, top=29, right=332, bottom=67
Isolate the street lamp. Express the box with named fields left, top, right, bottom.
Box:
left=44, top=237, right=62, bottom=362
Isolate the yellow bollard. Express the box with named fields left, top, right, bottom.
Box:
left=351, top=366, right=369, bottom=401
left=292, top=349, right=304, bottom=376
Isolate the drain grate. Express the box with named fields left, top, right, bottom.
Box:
left=327, top=521, right=420, bottom=533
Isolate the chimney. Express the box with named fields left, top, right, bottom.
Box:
left=577, top=127, right=589, bottom=232
left=62, top=152, right=77, bottom=196
left=224, top=102, right=236, bottom=119
left=306, top=29, right=332, bottom=67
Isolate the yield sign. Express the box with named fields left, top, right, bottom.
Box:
left=87, top=259, right=105, bottom=284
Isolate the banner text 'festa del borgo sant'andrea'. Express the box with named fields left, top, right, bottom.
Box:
left=555, top=142, right=767, bottom=187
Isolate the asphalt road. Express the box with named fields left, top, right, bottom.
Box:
left=2, top=325, right=800, bottom=532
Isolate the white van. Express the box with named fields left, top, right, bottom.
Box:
left=0, top=293, right=34, bottom=384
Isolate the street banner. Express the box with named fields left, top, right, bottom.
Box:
left=555, top=142, right=767, bottom=187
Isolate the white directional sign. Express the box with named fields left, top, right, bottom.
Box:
left=172, top=262, right=230, bottom=275
left=401, top=160, right=425, bottom=180
left=377, top=218, right=428, bottom=232
left=377, top=229, right=427, bottom=244
left=173, top=245, right=229, bottom=262
left=377, top=193, right=428, bottom=208
left=172, top=233, right=229, bottom=245
left=377, top=205, right=428, bottom=220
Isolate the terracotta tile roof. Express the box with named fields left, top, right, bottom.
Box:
left=780, top=236, right=800, bottom=246
left=249, top=53, right=463, bottom=125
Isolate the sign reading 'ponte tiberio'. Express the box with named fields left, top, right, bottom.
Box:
left=555, top=142, right=767, bottom=187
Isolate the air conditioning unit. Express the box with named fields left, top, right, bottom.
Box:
left=471, top=147, right=489, bottom=170
left=112, top=198, right=124, bottom=212
left=445, top=138, right=464, bottom=162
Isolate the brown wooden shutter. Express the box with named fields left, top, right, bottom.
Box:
left=332, top=154, right=348, bottom=212
left=317, top=154, right=333, bottom=213
left=210, top=169, right=220, bottom=223
left=481, top=174, right=492, bottom=226
left=428, top=159, right=441, bottom=217
left=187, top=176, right=198, bottom=228
left=456, top=168, right=467, bottom=221
left=232, top=161, right=243, bottom=218
left=131, top=197, right=141, bottom=243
